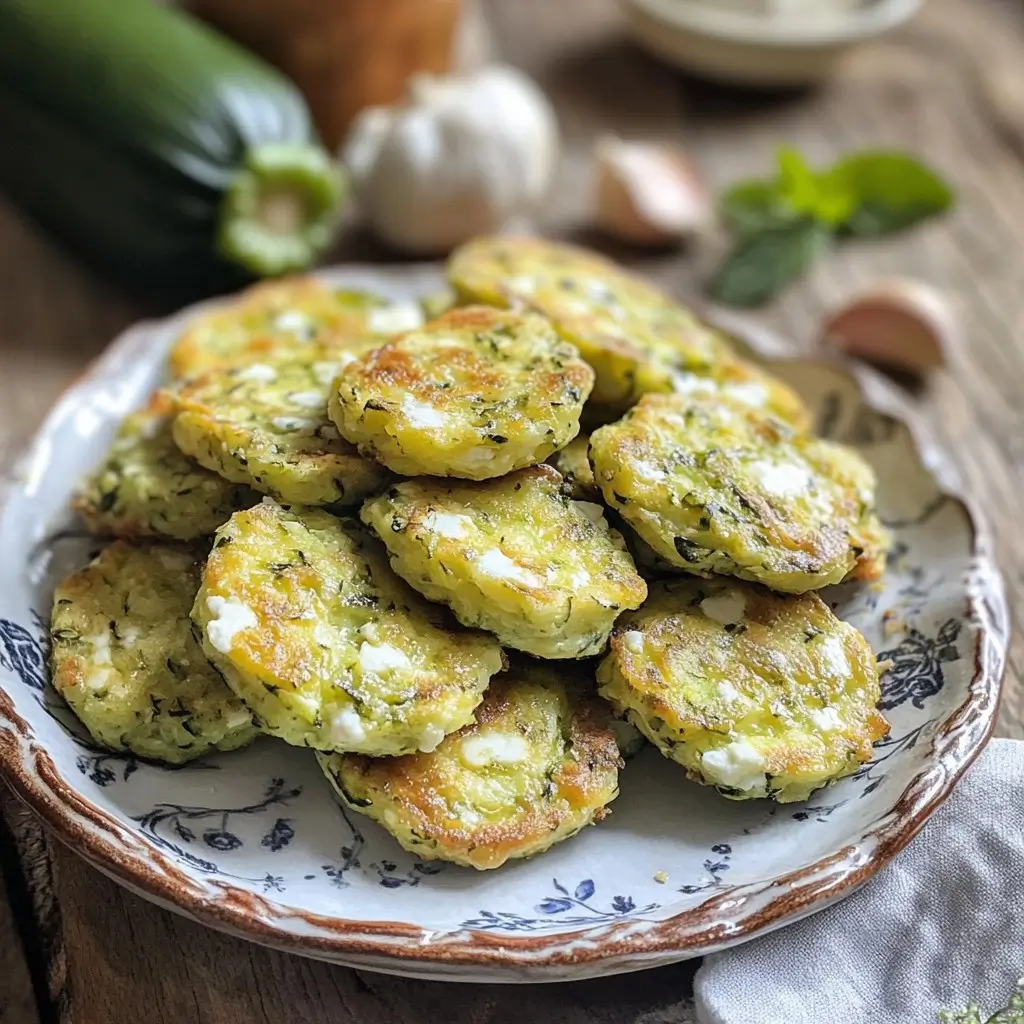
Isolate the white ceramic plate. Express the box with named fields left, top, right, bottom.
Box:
left=0, top=266, right=1007, bottom=982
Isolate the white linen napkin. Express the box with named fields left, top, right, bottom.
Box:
left=693, top=738, right=1024, bottom=1024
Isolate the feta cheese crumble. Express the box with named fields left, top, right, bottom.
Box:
left=417, top=723, right=447, bottom=753
left=476, top=548, right=541, bottom=587
left=460, top=731, right=530, bottom=767
left=287, top=390, right=326, bottom=409
left=331, top=707, right=367, bottom=746
left=701, top=739, right=767, bottom=792
left=425, top=511, right=473, bottom=539
left=401, top=397, right=446, bottom=429
left=368, top=302, right=424, bottom=335
left=818, top=636, right=851, bottom=679
left=205, top=596, right=257, bottom=654
left=236, top=363, right=278, bottom=383
left=748, top=460, right=812, bottom=498
left=700, top=592, right=747, bottom=628
left=809, top=706, right=844, bottom=732
left=358, top=641, right=412, bottom=674
left=271, top=416, right=318, bottom=432
left=622, top=630, right=645, bottom=654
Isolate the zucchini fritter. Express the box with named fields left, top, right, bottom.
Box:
left=168, top=277, right=423, bottom=379
left=361, top=465, right=647, bottom=659
left=596, top=578, right=889, bottom=802
left=329, top=306, right=594, bottom=479
left=590, top=393, right=888, bottom=593
left=74, top=393, right=257, bottom=540
left=171, top=359, right=390, bottom=507
left=547, top=433, right=600, bottom=501
left=448, top=236, right=809, bottom=424
left=668, top=362, right=811, bottom=433
left=318, top=662, right=621, bottom=869
left=50, top=542, right=256, bottom=763
left=192, top=502, right=506, bottom=755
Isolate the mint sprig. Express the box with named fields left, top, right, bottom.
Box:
left=709, top=218, right=832, bottom=309
left=711, top=147, right=953, bottom=307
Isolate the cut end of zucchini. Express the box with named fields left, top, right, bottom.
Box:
left=217, top=143, right=345, bottom=277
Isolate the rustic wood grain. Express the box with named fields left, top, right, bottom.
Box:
left=2, top=0, right=1024, bottom=1020
left=0, top=808, right=38, bottom=1024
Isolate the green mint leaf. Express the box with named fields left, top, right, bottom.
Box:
left=720, top=180, right=798, bottom=235
left=721, top=146, right=858, bottom=234
left=709, top=218, right=832, bottom=308
left=807, top=170, right=860, bottom=227
left=778, top=146, right=859, bottom=227
left=834, top=151, right=954, bottom=235
left=777, top=146, right=819, bottom=208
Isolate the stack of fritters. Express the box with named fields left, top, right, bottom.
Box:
left=52, top=239, right=891, bottom=870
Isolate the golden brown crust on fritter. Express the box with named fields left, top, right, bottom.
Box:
left=74, top=392, right=257, bottom=540
left=447, top=237, right=730, bottom=412
left=596, top=577, right=889, bottom=802
left=192, top=501, right=506, bottom=755
left=168, top=278, right=417, bottom=379
left=170, top=360, right=390, bottom=507
left=318, top=664, right=621, bottom=869
left=590, top=393, right=888, bottom=593
left=330, top=305, right=594, bottom=479
left=360, top=465, right=647, bottom=658
left=50, top=541, right=255, bottom=763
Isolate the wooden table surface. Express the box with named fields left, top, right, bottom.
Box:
left=3, top=0, right=1024, bottom=1020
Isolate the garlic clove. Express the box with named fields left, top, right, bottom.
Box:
left=819, top=278, right=957, bottom=375
left=594, top=135, right=712, bottom=247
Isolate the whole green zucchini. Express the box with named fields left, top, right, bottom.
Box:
left=0, top=0, right=345, bottom=299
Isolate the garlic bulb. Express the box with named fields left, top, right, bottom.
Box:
left=343, top=65, right=559, bottom=253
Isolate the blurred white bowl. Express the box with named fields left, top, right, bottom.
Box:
left=618, top=0, right=922, bottom=86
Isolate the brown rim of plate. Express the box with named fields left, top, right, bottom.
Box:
left=0, top=281, right=1009, bottom=975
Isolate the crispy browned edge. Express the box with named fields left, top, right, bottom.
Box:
left=0, top=294, right=1009, bottom=975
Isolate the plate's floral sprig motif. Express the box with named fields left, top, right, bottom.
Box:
left=320, top=804, right=365, bottom=890
left=318, top=805, right=443, bottom=889
left=849, top=720, right=934, bottom=798
left=680, top=844, right=733, bottom=895
left=76, top=748, right=220, bottom=788
left=77, top=751, right=139, bottom=787
left=0, top=616, right=47, bottom=691
left=882, top=493, right=950, bottom=531
left=374, top=859, right=445, bottom=888
left=133, top=776, right=301, bottom=873
left=879, top=618, right=961, bottom=711
left=460, top=878, right=659, bottom=932
left=791, top=803, right=843, bottom=823
left=261, top=818, right=295, bottom=852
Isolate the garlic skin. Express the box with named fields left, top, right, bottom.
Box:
left=342, top=65, right=559, bottom=253
left=595, top=135, right=712, bottom=246
left=820, top=278, right=957, bottom=375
